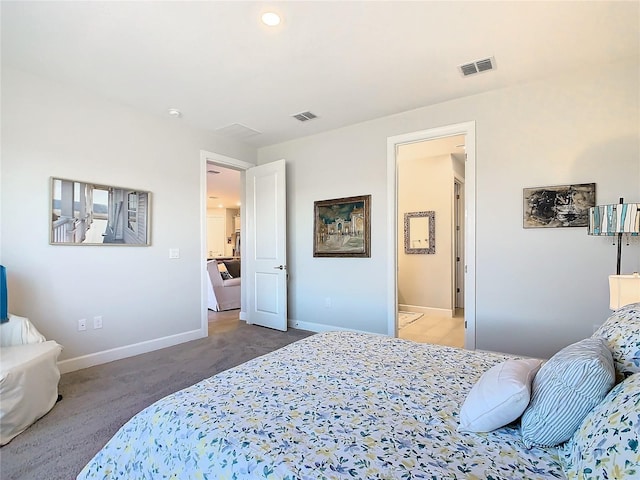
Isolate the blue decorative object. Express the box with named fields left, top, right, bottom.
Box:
left=0, top=265, right=8, bottom=323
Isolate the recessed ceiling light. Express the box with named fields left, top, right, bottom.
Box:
left=218, top=204, right=224, bottom=208
left=261, top=12, right=281, bottom=26
left=168, top=108, right=182, bottom=118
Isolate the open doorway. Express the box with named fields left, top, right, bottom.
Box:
left=395, top=136, right=465, bottom=348
left=206, top=163, right=242, bottom=320
left=200, top=151, right=289, bottom=336
left=386, top=121, right=476, bottom=350
left=206, top=163, right=241, bottom=259
left=200, top=150, right=253, bottom=336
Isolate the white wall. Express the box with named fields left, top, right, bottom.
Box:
left=0, top=68, right=256, bottom=369
left=397, top=153, right=453, bottom=314
left=258, top=59, right=639, bottom=359
left=2, top=59, right=637, bottom=367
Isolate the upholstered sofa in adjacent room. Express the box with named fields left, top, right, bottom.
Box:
left=0, top=314, right=63, bottom=445
left=207, top=259, right=241, bottom=311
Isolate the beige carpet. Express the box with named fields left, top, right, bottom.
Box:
left=0, top=322, right=313, bottom=480
left=398, top=311, right=424, bottom=329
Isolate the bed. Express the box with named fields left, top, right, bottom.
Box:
left=77, top=303, right=640, bottom=479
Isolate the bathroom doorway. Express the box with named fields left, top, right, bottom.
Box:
left=387, top=121, right=476, bottom=349
left=395, top=135, right=465, bottom=348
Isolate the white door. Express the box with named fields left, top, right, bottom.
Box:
left=245, top=159, right=287, bottom=331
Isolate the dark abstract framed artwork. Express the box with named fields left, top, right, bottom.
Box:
left=523, top=183, right=595, bottom=228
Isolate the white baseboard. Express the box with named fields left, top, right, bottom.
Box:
left=289, top=318, right=376, bottom=336
left=58, top=329, right=207, bottom=374
left=398, top=304, right=453, bottom=317
left=239, top=310, right=247, bottom=321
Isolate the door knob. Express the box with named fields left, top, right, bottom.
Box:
left=273, top=265, right=287, bottom=270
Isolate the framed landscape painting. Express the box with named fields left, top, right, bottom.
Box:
left=313, top=195, right=371, bottom=257
left=523, top=183, right=595, bottom=228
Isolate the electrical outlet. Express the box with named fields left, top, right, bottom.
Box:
left=78, top=319, right=87, bottom=331
left=93, top=316, right=103, bottom=329
left=324, top=297, right=332, bottom=308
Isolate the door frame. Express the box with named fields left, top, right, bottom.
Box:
left=386, top=121, right=476, bottom=349
left=200, top=150, right=255, bottom=335
left=453, top=177, right=465, bottom=310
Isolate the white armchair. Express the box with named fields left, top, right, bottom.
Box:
left=0, top=314, right=63, bottom=445
left=207, top=259, right=241, bottom=311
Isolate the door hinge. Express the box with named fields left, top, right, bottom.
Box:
left=464, top=321, right=467, bottom=328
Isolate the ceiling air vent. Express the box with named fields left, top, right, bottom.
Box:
left=292, top=111, right=317, bottom=122
left=215, top=123, right=261, bottom=139
left=458, top=56, right=496, bottom=77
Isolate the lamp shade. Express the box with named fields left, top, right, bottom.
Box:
left=588, top=201, right=639, bottom=275
left=588, top=202, right=640, bottom=236
left=609, top=273, right=640, bottom=310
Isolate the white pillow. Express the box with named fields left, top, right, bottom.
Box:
left=458, top=358, right=542, bottom=433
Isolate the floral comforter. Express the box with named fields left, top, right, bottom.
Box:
left=77, top=331, right=564, bottom=479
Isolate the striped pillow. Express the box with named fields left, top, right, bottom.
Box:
left=520, top=337, right=615, bottom=448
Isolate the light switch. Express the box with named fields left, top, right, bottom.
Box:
left=169, top=248, right=180, bottom=259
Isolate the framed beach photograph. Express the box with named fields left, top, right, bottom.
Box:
left=523, top=182, right=595, bottom=228
left=50, top=177, right=151, bottom=245
left=313, top=195, right=371, bottom=257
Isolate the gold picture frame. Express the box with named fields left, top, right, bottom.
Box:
left=313, top=195, right=371, bottom=257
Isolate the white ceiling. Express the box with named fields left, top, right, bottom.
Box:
left=398, top=135, right=466, bottom=162
left=2, top=1, right=638, bottom=152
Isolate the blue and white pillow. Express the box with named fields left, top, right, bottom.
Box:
left=593, top=302, right=640, bottom=381
left=520, top=337, right=615, bottom=448
left=562, top=372, right=640, bottom=479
